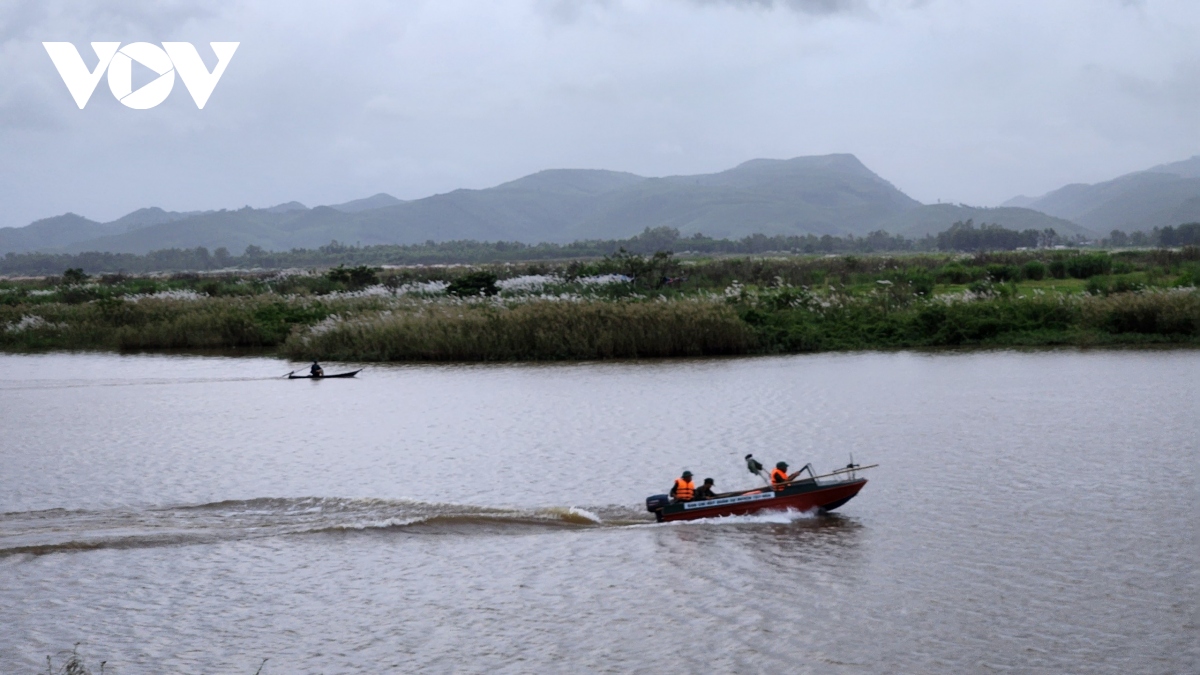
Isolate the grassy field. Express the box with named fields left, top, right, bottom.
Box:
left=2, top=248, right=1197, bottom=360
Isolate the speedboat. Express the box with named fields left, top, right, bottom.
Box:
left=645, top=463, right=876, bottom=523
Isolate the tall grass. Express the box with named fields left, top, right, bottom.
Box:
left=735, top=285, right=1200, bottom=351
left=282, top=299, right=755, bottom=361
left=0, top=296, right=366, bottom=351
left=1080, top=289, right=1200, bottom=335
left=3, top=254, right=1198, bottom=359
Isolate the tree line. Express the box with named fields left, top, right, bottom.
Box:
left=1103, top=223, right=1200, bottom=248
left=2, top=221, right=1197, bottom=276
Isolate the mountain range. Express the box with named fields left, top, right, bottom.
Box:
left=8, top=153, right=1195, bottom=256
left=1002, top=156, right=1200, bottom=233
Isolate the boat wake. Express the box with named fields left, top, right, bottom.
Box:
left=0, top=497, right=648, bottom=558
left=0, top=375, right=281, bottom=392
left=658, top=507, right=822, bottom=526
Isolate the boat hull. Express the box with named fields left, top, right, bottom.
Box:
left=655, top=478, right=867, bottom=522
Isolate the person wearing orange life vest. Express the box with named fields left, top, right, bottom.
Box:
left=770, top=462, right=791, bottom=489
left=670, top=471, right=695, bottom=502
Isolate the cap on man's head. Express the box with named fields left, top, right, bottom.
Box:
left=776, top=461, right=788, bottom=470
left=703, top=478, right=715, bottom=485
left=682, top=470, right=693, bottom=478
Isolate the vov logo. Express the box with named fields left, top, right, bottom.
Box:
left=43, top=42, right=239, bottom=109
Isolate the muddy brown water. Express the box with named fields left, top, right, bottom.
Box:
left=1, top=350, right=1196, bottom=673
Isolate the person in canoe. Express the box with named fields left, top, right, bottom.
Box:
left=309, top=360, right=324, bottom=378
left=670, top=471, right=695, bottom=502
left=694, top=478, right=719, bottom=500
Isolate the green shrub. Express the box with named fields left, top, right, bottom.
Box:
left=911, top=298, right=1077, bottom=345
left=935, top=264, right=985, bottom=284
left=447, top=271, right=499, bottom=297
left=1066, top=253, right=1112, bottom=279
left=904, top=270, right=935, bottom=296
left=59, top=286, right=101, bottom=304
left=126, top=279, right=161, bottom=295
left=1176, top=262, right=1200, bottom=287
left=1110, top=275, right=1143, bottom=294
left=194, top=279, right=257, bottom=297
left=1021, top=260, right=1046, bottom=280
left=1, top=289, right=27, bottom=306
left=326, top=265, right=379, bottom=289
left=985, top=264, right=1020, bottom=282
left=1048, top=259, right=1068, bottom=279
left=1087, top=275, right=1144, bottom=296
left=967, top=279, right=992, bottom=294
left=61, top=268, right=88, bottom=285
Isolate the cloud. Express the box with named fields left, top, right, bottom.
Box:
left=1, top=0, right=221, bottom=46
left=2, top=0, right=1200, bottom=230
left=535, top=0, right=615, bottom=24
left=687, top=0, right=866, bottom=14
left=0, top=84, right=64, bottom=131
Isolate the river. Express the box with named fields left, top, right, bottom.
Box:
left=1, top=350, right=1196, bottom=673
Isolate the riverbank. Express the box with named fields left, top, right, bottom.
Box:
left=3, top=250, right=1197, bottom=360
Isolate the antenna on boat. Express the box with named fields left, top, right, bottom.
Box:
left=846, top=453, right=859, bottom=479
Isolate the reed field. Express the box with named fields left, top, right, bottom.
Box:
left=282, top=299, right=753, bottom=361
left=2, top=248, right=1197, bottom=360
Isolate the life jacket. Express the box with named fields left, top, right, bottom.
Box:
left=674, top=478, right=695, bottom=501
left=770, top=468, right=789, bottom=486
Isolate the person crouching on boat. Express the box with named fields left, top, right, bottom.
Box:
left=310, top=360, right=324, bottom=378
left=694, top=478, right=718, bottom=500
left=771, top=462, right=790, bottom=490
left=745, top=454, right=771, bottom=484
left=670, top=471, right=695, bottom=502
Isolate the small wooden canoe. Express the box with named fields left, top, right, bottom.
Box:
left=287, top=369, right=362, bottom=379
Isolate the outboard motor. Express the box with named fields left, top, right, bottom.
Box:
left=645, top=494, right=670, bottom=513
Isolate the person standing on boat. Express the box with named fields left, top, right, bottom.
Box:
left=771, top=462, right=790, bottom=489
left=694, top=478, right=718, bottom=500
left=745, top=454, right=768, bottom=482
left=310, top=360, right=324, bottom=378
left=670, top=471, right=695, bottom=502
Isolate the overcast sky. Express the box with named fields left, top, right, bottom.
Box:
left=2, top=0, right=1199, bottom=228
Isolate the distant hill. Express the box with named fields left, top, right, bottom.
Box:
left=1003, top=155, right=1200, bottom=233
left=107, top=207, right=200, bottom=231
left=1146, top=155, right=1200, bottom=178
left=881, top=204, right=1086, bottom=238
left=0, top=208, right=208, bottom=255
left=1, top=154, right=1094, bottom=255
left=0, top=213, right=116, bottom=254
left=329, top=193, right=405, bottom=213
left=263, top=201, right=308, bottom=214
left=566, top=155, right=923, bottom=240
